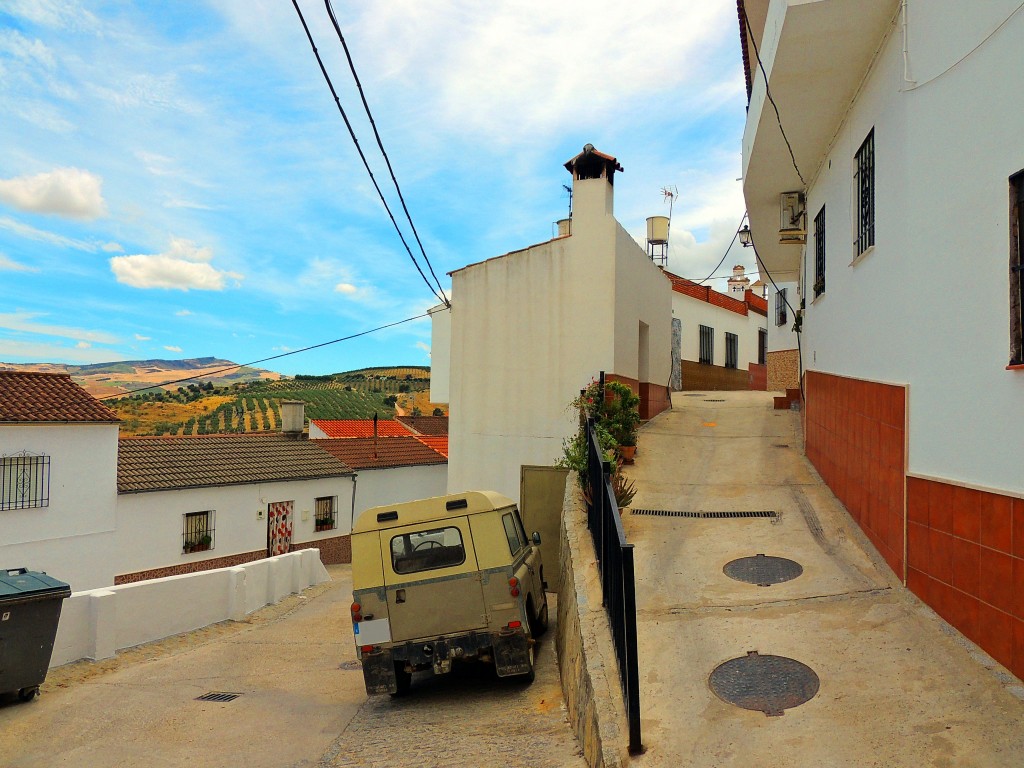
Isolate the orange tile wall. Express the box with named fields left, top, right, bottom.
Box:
left=804, top=371, right=907, bottom=578
left=906, top=477, right=1024, bottom=680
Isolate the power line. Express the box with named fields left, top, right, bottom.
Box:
left=692, top=213, right=747, bottom=286
left=99, top=311, right=431, bottom=400
left=290, top=0, right=446, bottom=307
left=323, top=0, right=449, bottom=308
left=740, top=3, right=806, bottom=188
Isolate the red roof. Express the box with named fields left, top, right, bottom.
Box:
left=414, top=435, right=448, bottom=458
left=310, top=419, right=413, bottom=438
left=664, top=271, right=750, bottom=317
left=0, top=371, right=119, bottom=423
left=315, top=436, right=447, bottom=470
left=745, top=289, right=768, bottom=316
left=396, top=415, right=449, bottom=436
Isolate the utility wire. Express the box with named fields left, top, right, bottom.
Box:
left=692, top=213, right=747, bottom=286
left=290, top=0, right=445, bottom=306
left=740, top=3, right=806, bottom=187
left=323, top=0, right=449, bottom=308
left=99, top=311, right=430, bottom=400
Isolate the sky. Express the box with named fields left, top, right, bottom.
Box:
left=0, top=0, right=752, bottom=376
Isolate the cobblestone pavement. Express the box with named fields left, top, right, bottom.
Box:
left=319, top=631, right=586, bottom=768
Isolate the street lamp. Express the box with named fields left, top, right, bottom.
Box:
left=738, top=224, right=753, bottom=247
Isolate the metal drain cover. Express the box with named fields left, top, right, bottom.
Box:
left=195, top=691, right=242, bottom=702
left=632, top=509, right=777, bottom=520
left=724, top=554, right=803, bottom=586
left=683, top=393, right=706, bottom=397
left=709, top=651, right=819, bottom=716
left=704, top=399, right=725, bottom=402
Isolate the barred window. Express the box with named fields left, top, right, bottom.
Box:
left=855, top=129, right=875, bottom=255
left=183, top=510, right=215, bottom=554
left=699, top=325, right=714, bottom=365
left=1011, top=170, right=1024, bottom=365
left=725, top=333, right=739, bottom=369
left=1, top=452, right=50, bottom=511
left=814, top=205, right=826, bottom=298
left=314, top=496, right=337, bottom=532
left=775, top=288, right=788, bottom=327
left=758, top=328, right=767, bottom=365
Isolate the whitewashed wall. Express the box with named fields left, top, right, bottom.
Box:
left=115, top=476, right=355, bottom=578
left=673, top=293, right=761, bottom=368
left=767, top=281, right=800, bottom=353
left=350, top=464, right=448, bottom=527
left=0, top=423, right=118, bottom=591
left=51, top=549, right=329, bottom=667
left=429, top=303, right=451, bottom=404
left=795, top=0, right=1024, bottom=492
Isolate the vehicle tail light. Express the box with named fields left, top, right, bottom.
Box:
left=351, top=602, right=362, bottom=622
left=508, top=577, right=520, bottom=597
left=360, top=645, right=374, bottom=653
left=508, top=620, right=522, bottom=629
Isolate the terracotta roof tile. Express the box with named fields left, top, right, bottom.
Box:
left=413, top=435, right=448, bottom=458
left=118, top=434, right=353, bottom=493
left=664, top=271, right=749, bottom=317
left=315, top=436, right=447, bottom=470
left=311, top=419, right=414, bottom=438
left=395, top=415, right=449, bottom=436
left=0, top=371, right=119, bottom=423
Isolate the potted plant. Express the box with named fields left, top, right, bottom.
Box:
left=603, top=382, right=641, bottom=464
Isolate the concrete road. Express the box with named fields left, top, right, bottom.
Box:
left=0, top=566, right=584, bottom=768
left=623, top=391, right=1024, bottom=767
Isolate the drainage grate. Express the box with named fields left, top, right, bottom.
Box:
left=704, top=399, right=726, bottom=402
left=632, top=509, right=777, bottom=519
left=724, top=554, right=803, bottom=586
left=709, top=651, right=819, bottom=716
left=773, top=443, right=790, bottom=448
left=195, top=692, right=242, bottom=702
left=682, top=393, right=706, bottom=397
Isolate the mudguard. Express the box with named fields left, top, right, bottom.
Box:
left=362, top=649, right=397, bottom=695
left=492, top=630, right=531, bottom=677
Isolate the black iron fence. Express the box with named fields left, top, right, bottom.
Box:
left=585, top=408, right=642, bottom=753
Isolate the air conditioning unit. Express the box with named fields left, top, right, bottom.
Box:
left=779, top=191, right=806, bottom=244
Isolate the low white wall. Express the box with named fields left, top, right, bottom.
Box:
left=50, top=549, right=329, bottom=668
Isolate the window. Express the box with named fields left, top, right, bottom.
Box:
left=699, top=325, right=714, bottom=365
left=855, top=129, right=875, bottom=255
left=758, top=328, right=767, bottom=365
left=314, top=496, right=337, bottom=531
left=1, top=452, right=50, bottom=510
left=725, top=333, right=739, bottom=369
left=814, top=205, right=826, bottom=297
left=502, top=512, right=524, bottom=556
left=183, top=510, right=215, bottom=554
left=390, top=526, right=466, bottom=574
left=775, top=288, right=788, bottom=327
left=1011, top=171, right=1024, bottom=365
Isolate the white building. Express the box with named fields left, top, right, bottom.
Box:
left=436, top=145, right=672, bottom=501
left=0, top=372, right=120, bottom=591
left=740, top=0, right=1024, bottom=679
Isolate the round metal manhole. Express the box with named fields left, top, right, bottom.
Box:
left=723, top=553, right=803, bottom=586
left=709, top=651, right=819, bottom=716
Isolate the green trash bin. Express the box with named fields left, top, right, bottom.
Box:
left=0, top=568, right=72, bottom=702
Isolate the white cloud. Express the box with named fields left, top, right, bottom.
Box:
left=0, top=168, right=107, bottom=219
left=415, top=341, right=430, bottom=358
left=164, top=345, right=183, bottom=353
left=0, top=215, right=98, bottom=251
left=3, top=0, right=101, bottom=32
left=0, top=254, right=36, bottom=272
left=75, top=341, right=91, bottom=349
left=134, top=333, right=151, bottom=341
left=110, top=238, right=244, bottom=291
left=334, top=283, right=358, bottom=295
left=102, top=242, right=124, bottom=253
left=175, top=309, right=193, bottom=316
left=0, top=311, right=121, bottom=344
left=0, top=339, right=126, bottom=364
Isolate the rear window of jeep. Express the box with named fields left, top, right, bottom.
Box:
left=391, top=526, right=466, bottom=574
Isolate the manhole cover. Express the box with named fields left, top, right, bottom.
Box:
left=338, top=660, right=362, bottom=671
left=709, top=651, right=819, bottom=716
left=723, top=554, right=803, bottom=586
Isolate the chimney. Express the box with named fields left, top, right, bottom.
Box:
left=281, top=400, right=305, bottom=439
left=564, top=143, right=622, bottom=222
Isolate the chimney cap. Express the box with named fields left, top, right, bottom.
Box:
left=563, top=144, right=623, bottom=179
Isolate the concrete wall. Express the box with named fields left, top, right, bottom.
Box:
left=556, top=476, right=629, bottom=768
left=0, top=423, right=119, bottom=591
left=51, top=548, right=329, bottom=667
left=429, top=303, right=452, bottom=404
left=351, top=464, right=448, bottom=525
left=115, top=476, right=355, bottom=580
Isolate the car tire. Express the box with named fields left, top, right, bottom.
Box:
left=528, top=597, right=549, bottom=639
left=392, top=663, right=412, bottom=696
left=520, top=647, right=536, bottom=685
left=18, top=687, right=38, bottom=702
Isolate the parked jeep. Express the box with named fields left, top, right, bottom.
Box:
left=350, top=491, right=548, bottom=695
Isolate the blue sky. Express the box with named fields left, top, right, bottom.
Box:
left=0, top=1, right=751, bottom=376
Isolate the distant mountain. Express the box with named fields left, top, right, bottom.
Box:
left=0, top=358, right=282, bottom=397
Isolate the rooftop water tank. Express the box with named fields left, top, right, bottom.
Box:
left=646, top=216, right=669, bottom=244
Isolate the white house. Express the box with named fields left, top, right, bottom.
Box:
left=665, top=268, right=769, bottom=391
left=0, top=372, right=120, bottom=591
left=437, top=145, right=672, bottom=502
left=739, top=0, right=1024, bottom=680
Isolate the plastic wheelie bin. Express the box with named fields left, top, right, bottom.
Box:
left=0, top=568, right=71, bottom=702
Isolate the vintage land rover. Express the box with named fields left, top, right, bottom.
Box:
left=350, top=491, right=548, bottom=695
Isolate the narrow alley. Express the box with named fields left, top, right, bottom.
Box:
left=623, top=391, right=1024, bottom=766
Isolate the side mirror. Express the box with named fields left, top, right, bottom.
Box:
left=532, top=531, right=542, bottom=545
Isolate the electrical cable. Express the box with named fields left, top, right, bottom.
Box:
left=692, top=213, right=747, bottom=286
left=290, top=0, right=445, bottom=306
left=740, top=3, right=806, bottom=188
left=323, top=0, right=449, bottom=308
left=99, top=311, right=431, bottom=400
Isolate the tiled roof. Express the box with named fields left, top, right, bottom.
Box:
left=315, top=436, right=447, bottom=470
left=0, top=371, right=119, bottom=423
left=396, top=415, right=449, bottom=436
left=664, top=271, right=750, bottom=317
left=413, top=435, right=448, bottom=458
left=118, top=434, right=353, bottom=493
left=745, top=289, right=769, bottom=316
left=311, top=419, right=414, bottom=438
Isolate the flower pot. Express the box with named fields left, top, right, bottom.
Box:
left=619, top=445, right=636, bottom=464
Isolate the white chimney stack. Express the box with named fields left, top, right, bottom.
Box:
left=281, top=400, right=305, bottom=438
